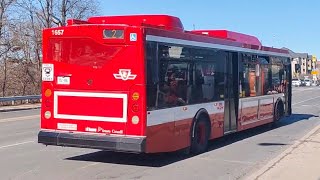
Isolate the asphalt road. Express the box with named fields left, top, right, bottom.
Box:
left=1, top=86, right=320, bottom=180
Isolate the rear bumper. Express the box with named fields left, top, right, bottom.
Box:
left=38, top=130, right=146, bottom=153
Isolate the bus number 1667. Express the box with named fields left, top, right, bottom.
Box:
left=52, top=30, right=64, bottom=36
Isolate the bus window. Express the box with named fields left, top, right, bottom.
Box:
left=269, top=56, right=287, bottom=93
left=240, top=54, right=257, bottom=97
left=157, top=62, right=188, bottom=108
left=258, top=56, right=271, bottom=95
left=158, top=44, right=192, bottom=61
left=191, top=62, right=224, bottom=103
left=146, top=42, right=158, bottom=110
left=271, top=64, right=285, bottom=93
left=190, top=49, right=226, bottom=103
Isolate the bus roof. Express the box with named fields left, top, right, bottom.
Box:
left=68, top=14, right=184, bottom=32
left=66, top=14, right=289, bottom=55
left=191, top=30, right=262, bottom=47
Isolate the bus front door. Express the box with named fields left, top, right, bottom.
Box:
left=224, top=52, right=238, bottom=134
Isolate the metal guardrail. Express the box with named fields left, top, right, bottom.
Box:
left=0, top=95, right=41, bottom=105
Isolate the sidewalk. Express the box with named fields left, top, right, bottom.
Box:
left=248, top=124, right=320, bottom=180
left=0, top=103, right=41, bottom=112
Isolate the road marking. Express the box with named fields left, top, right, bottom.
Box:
left=300, top=105, right=320, bottom=107
left=0, top=115, right=40, bottom=123
left=222, top=159, right=255, bottom=165
left=292, top=87, right=320, bottom=92
left=78, top=162, right=100, bottom=170
left=292, top=95, right=320, bottom=106
left=0, top=141, right=34, bottom=149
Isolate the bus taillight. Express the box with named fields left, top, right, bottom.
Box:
left=131, top=92, right=140, bottom=112
left=45, top=89, right=52, bottom=97
left=132, top=103, right=139, bottom=112
left=132, top=92, right=140, bottom=101
left=44, top=89, right=52, bottom=108
left=44, top=100, right=51, bottom=108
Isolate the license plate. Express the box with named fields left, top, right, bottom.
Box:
left=57, top=76, right=70, bottom=85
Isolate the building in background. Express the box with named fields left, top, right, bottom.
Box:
left=316, top=61, right=320, bottom=70
left=283, top=48, right=318, bottom=79
left=307, top=55, right=312, bottom=74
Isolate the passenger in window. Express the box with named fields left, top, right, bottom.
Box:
left=164, top=73, right=186, bottom=106
left=164, top=89, right=185, bottom=106
left=168, top=73, right=177, bottom=88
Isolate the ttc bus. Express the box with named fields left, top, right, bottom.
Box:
left=38, top=15, right=292, bottom=154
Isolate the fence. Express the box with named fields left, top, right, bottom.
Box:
left=0, top=95, right=41, bottom=106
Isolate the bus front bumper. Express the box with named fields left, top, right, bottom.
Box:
left=38, top=130, right=146, bottom=153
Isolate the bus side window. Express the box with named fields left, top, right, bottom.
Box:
left=157, top=63, right=188, bottom=108
left=191, top=64, right=204, bottom=103
left=240, top=54, right=254, bottom=98
left=146, top=42, right=158, bottom=110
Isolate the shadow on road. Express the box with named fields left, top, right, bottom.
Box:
left=66, top=113, right=318, bottom=167
left=275, top=114, right=318, bottom=127
left=66, top=150, right=188, bottom=167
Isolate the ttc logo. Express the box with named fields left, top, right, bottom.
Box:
left=214, top=102, right=224, bottom=110
left=113, top=69, right=137, bottom=81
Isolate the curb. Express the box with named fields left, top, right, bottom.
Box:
left=246, top=122, right=320, bottom=180
left=0, top=105, right=41, bottom=112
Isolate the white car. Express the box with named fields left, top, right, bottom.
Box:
left=304, top=79, right=311, bottom=86
left=312, top=81, right=317, bottom=86
left=292, top=79, right=301, bottom=86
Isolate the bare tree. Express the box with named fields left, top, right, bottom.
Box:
left=14, top=0, right=53, bottom=71
left=0, top=0, right=15, bottom=97
left=58, top=0, right=99, bottom=25
left=0, top=0, right=99, bottom=97
left=15, top=0, right=99, bottom=65
left=0, top=0, right=15, bottom=36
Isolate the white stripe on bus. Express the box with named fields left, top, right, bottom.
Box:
left=259, top=98, right=274, bottom=105
left=240, top=93, right=284, bottom=102
left=147, top=101, right=224, bottom=127
left=241, top=117, right=271, bottom=126
left=147, top=93, right=283, bottom=127
left=146, top=35, right=290, bottom=58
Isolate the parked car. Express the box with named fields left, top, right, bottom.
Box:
left=304, top=79, right=311, bottom=86
left=292, top=79, right=301, bottom=86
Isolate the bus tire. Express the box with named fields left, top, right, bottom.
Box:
left=273, top=99, right=284, bottom=126
left=190, top=114, right=210, bottom=154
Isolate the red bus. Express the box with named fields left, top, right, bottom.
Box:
left=38, top=15, right=292, bottom=154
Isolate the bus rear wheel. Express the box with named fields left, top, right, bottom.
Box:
left=191, top=117, right=210, bottom=154
left=273, top=100, right=284, bottom=127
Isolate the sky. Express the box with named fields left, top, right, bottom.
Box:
left=100, top=0, right=319, bottom=57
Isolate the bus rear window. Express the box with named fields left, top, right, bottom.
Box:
left=47, top=38, right=123, bottom=67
